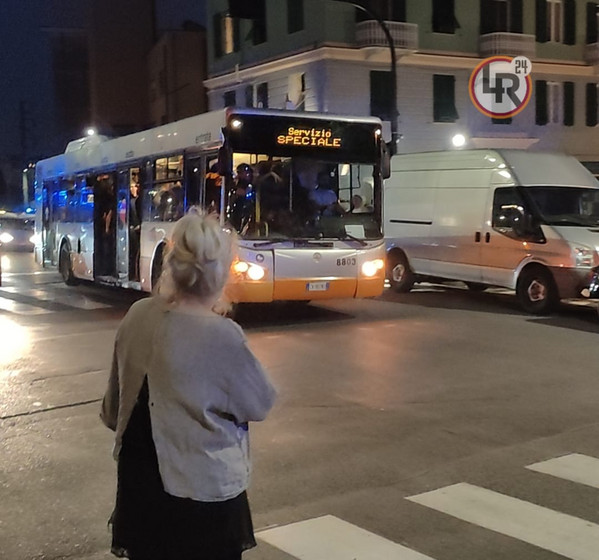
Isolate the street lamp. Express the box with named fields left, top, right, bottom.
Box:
left=333, top=0, right=399, bottom=154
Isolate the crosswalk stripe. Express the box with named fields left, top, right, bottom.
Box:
left=407, top=482, right=599, bottom=560
left=257, top=515, right=436, bottom=559
left=0, top=297, right=52, bottom=315
left=0, top=287, right=110, bottom=310
left=526, top=453, right=599, bottom=489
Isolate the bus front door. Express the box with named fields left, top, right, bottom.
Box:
left=93, top=173, right=117, bottom=279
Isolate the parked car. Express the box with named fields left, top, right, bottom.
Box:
left=0, top=213, right=35, bottom=252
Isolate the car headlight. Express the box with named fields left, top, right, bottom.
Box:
left=0, top=232, right=14, bottom=244
left=569, top=243, right=595, bottom=268
left=361, top=258, right=385, bottom=277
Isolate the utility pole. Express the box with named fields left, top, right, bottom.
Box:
left=332, top=0, right=399, bottom=154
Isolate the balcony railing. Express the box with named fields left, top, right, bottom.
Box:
left=355, top=20, right=418, bottom=51
left=585, top=43, right=599, bottom=65
left=478, top=32, right=536, bottom=58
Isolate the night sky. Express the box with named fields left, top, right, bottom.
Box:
left=0, top=0, right=205, bottom=162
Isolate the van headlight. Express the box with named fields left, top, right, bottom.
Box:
left=361, top=258, right=385, bottom=277
left=569, top=243, right=595, bottom=268
left=0, top=232, right=14, bottom=244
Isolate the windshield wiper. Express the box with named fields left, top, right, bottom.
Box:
left=336, top=230, right=367, bottom=246
left=252, top=238, right=291, bottom=247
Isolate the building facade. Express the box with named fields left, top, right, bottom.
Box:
left=204, top=0, right=599, bottom=170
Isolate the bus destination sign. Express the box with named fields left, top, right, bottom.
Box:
left=277, top=127, right=342, bottom=148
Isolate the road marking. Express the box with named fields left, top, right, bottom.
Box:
left=257, top=514, right=436, bottom=559
left=0, top=286, right=110, bottom=310
left=0, top=297, right=52, bottom=315
left=407, top=482, right=599, bottom=560
left=527, top=453, right=599, bottom=489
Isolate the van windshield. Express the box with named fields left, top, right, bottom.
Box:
left=525, top=186, right=599, bottom=227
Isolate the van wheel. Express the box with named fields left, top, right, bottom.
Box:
left=516, top=266, right=558, bottom=315
left=59, top=243, right=78, bottom=286
left=465, top=282, right=487, bottom=292
left=387, top=251, right=414, bottom=293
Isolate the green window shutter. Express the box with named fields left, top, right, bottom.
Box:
left=536, top=0, right=547, bottom=42
left=511, top=0, right=523, bottom=33
left=370, top=70, right=394, bottom=121
left=563, top=81, right=575, bottom=126
left=587, top=2, right=598, bottom=43
left=586, top=83, right=598, bottom=126
left=213, top=13, right=223, bottom=58
left=535, top=80, right=548, bottom=125
left=564, top=0, right=576, bottom=45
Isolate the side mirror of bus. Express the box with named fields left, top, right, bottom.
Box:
left=217, top=146, right=232, bottom=177
left=381, top=142, right=391, bottom=179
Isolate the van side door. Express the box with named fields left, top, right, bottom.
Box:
left=428, top=169, right=490, bottom=283
left=481, top=185, right=534, bottom=289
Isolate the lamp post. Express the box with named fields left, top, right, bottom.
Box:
left=333, top=0, right=399, bottom=154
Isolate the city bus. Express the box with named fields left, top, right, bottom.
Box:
left=34, top=107, right=389, bottom=303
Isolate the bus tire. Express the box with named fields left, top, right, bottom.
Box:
left=387, top=250, right=414, bottom=293
left=59, top=243, right=79, bottom=286
left=516, top=265, right=558, bottom=315
left=151, top=245, right=165, bottom=292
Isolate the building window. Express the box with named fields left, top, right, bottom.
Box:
left=213, top=12, right=239, bottom=57
left=586, top=83, right=598, bottom=126
left=536, top=80, right=566, bottom=125
left=245, top=85, right=254, bottom=107
left=224, top=90, right=236, bottom=107
left=288, top=0, right=304, bottom=33
left=433, top=0, right=459, bottom=33
left=355, top=0, right=406, bottom=22
left=480, top=0, right=523, bottom=34
left=287, top=73, right=306, bottom=109
left=547, top=0, right=563, bottom=42
left=256, top=82, right=268, bottom=108
left=433, top=74, right=459, bottom=122
left=370, top=71, right=394, bottom=121
left=536, top=0, right=576, bottom=44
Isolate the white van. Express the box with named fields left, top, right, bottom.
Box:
left=384, top=149, right=599, bottom=314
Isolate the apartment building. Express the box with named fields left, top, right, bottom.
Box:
left=205, top=0, right=599, bottom=170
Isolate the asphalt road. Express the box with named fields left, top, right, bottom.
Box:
left=1, top=252, right=599, bottom=560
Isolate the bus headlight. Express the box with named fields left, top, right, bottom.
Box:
left=232, top=260, right=266, bottom=281
left=361, top=258, right=384, bottom=277
left=0, top=232, right=14, bottom=244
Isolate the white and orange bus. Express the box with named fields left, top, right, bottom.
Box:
left=34, top=107, right=389, bottom=302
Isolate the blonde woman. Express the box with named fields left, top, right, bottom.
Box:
left=101, top=210, right=277, bottom=560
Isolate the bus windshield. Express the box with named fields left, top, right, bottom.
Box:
left=524, top=186, right=599, bottom=227
left=227, top=154, right=380, bottom=241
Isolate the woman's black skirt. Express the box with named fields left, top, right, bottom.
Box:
left=109, top=379, right=256, bottom=560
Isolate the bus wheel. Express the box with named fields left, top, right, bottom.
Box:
left=516, top=266, right=558, bottom=315
left=59, top=243, right=78, bottom=286
left=387, top=251, right=414, bottom=293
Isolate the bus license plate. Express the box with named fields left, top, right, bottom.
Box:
left=307, top=281, right=329, bottom=292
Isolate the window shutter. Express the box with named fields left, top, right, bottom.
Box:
left=511, top=0, right=523, bottom=33
left=233, top=18, right=240, bottom=51
left=564, top=0, right=576, bottom=45
left=393, top=0, right=407, bottom=22
left=370, top=70, right=394, bottom=121
left=535, top=80, right=548, bottom=125
left=536, top=0, right=547, bottom=42
left=433, top=75, right=459, bottom=122
left=287, top=0, right=305, bottom=33
left=563, top=81, right=575, bottom=126
left=587, top=2, right=598, bottom=43
left=586, top=83, right=598, bottom=126
left=480, top=0, right=495, bottom=34
left=228, top=0, right=265, bottom=19
left=213, top=14, right=223, bottom=58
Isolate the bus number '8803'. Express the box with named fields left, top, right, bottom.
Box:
left=337, top=258, right=356, bottom=266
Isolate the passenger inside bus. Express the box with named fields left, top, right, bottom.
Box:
left=228, top=163, right=255, bottom=232
left=309, top=170, right=346, bottom=218
left=129, top=173, right=142, bottom=281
